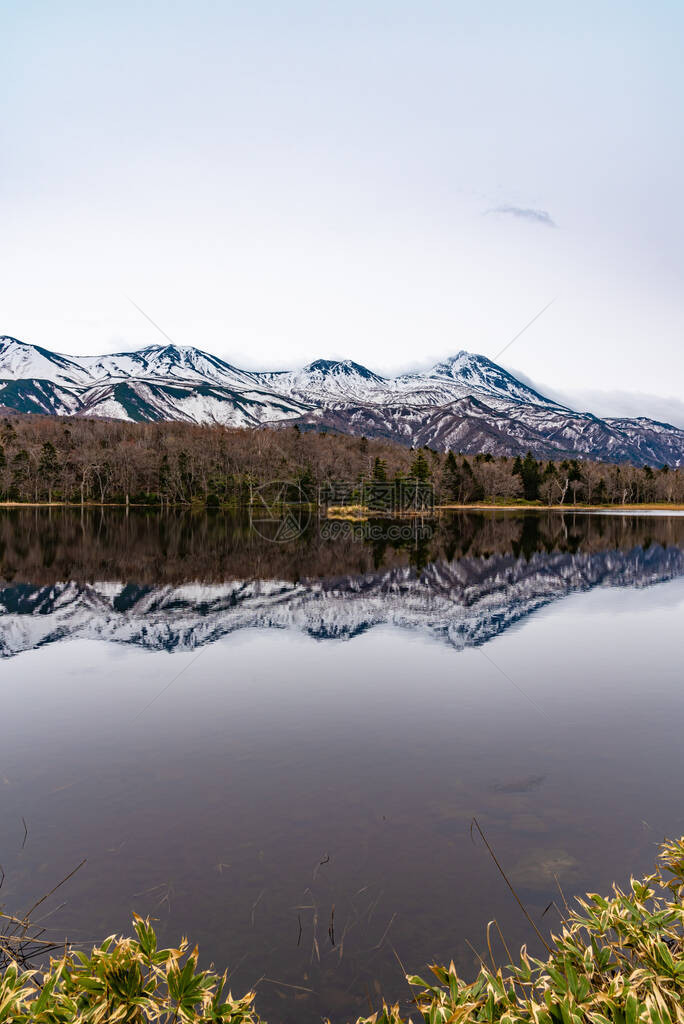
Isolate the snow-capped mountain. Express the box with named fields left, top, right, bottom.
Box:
left=0, top=336, right=309, bottom=426
left=259, top=358, right=389, bottom=404
left=0, top=337, right=258, bottom=388
left=78, top=344, right=260, bottom=388
left=389, top=351, right=567, bottom=409
left=1, top=335, right=682, bottom=465
left=257, top=352, right=568, bottom=410
left=0, top=337, right=92, bottom=386
left=0, top=544, right=682, bottom=659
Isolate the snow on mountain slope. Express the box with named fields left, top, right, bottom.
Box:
left=78, top=379, right=312, bottom=426
left=0, top=336, right=91, bottom=386
left=0, top=338, right=261, bottom=389
left=258, top=359, right=388, bottom=403
left=391, top=352, right=568, bottom=409
left=0, top=378, right=85, bottom=417
left=79, top=344, right=260, bottom=388
left=282, top=394, right=684, bottom=466
left=257, top=352, right=566, bottom=409
left=0, top=335, right=682, bottom=466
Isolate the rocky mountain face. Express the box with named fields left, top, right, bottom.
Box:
left=1, top=336, right=682, bottom=465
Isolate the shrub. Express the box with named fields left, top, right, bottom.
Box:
left=364, top=835, right=684, bottom=1024
left=1, top=838, right=683, bottom=1023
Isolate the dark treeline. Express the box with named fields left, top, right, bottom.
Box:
left=1, top=507, right=681, bottom=585
left=0, top=413, right=682, bottom=506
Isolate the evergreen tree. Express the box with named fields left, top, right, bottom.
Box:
left=10, top=449, right=30, bottom=500
left=177, top=450, right=192, bottom=500
left=461, top=457, right=485, bottom=502
left=568, top=460, right=582, bottom=484
left=298, top=464, right=316, bottom=502
left=367, top=458, right=390, bottom=511
left=444, top=451, right=462, bottom=501
left=158, top=454, right=171, bottom=502
left=372, top=457, right=387, bottom=481
left=410, top=451, right=431, bottom=481
left=1, top=419, right=16, bottom=446
left=592, top=476, right=609, bottom=504
left=38, top=441, right=59, bottom=502
left=520, top=451, right=540, bottom=501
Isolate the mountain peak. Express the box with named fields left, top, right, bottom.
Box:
left=423, top=350, right=564, bottom=409
left=0, top=335, right=51, bottom=358
left=0, top=335, right=89, bottom=384
left=429, top=351, right=494, bottom=375
left=140, top=342, right=184, bottom=354
left=303, top=358, right=384, bottom=381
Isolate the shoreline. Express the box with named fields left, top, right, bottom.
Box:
left=1, top=500, right=683, bottom=513
left=435, top=502, right=684, bottom=512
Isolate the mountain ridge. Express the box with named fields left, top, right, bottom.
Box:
left=1, top=335, right=682, bottom=466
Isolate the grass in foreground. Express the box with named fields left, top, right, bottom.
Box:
left=1, top=837, right=683, bottom=1023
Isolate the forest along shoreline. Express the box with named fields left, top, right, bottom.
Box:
left=0, top=412, right=682, bottom=508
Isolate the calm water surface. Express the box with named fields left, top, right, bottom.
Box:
left=1, top=509, right=683, bottom=1022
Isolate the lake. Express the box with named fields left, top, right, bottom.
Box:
left=1, top=507, right=683, bottom=1022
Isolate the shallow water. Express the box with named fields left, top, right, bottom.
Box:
left=1, top=508, right=683, bottom=1022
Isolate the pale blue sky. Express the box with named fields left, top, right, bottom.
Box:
left=2, top=1, right=683, bottom=421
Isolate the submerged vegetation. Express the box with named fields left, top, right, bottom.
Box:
left=0, top=413, right=682, bottom=507
left=1, top=837, right=683, bottom=1023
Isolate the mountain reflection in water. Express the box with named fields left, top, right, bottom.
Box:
left=0, top=508, right=682, bottom=657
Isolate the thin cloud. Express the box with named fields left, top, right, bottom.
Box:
left=489, top=205, right=557, bottom=227
left=505, top=365, right=684, bottom=428
left=567, top=389, right=684, bottom=429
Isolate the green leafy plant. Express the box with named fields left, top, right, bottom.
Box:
left=358, top=836, right=684, bottom=1024
left=0, top=914, right=259, bottom=1023
left=1, top=838, right=683, bottom=1023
